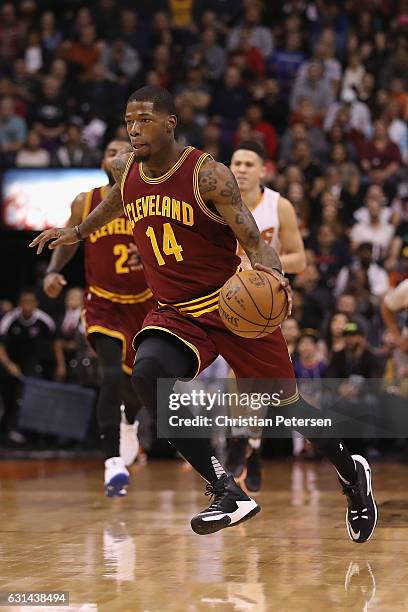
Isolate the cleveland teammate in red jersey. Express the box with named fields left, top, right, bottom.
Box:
left=43, top=140, right=154, bottom=497
left=30, top=86, right=377, bottom=543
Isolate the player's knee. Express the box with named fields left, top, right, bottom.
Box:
left=131, top=356, right=167, bottom=393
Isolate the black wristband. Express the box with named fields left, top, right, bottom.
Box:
left=74, top=225, right=84, bottom=241
left=271, top=267, right=284, bottom=275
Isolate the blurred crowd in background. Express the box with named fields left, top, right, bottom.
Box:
left=0, top=0, right=407, bottom=453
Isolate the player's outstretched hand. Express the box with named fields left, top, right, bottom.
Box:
left=43, top=272, right=67, bottom=298
left=254, top=263, right=293, bottom=317
left=127, top=242, right=143, bottom=271
left=29, top=227, right=78, bottom=254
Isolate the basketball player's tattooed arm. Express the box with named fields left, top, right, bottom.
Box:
left=43, top=192, right=85, bottom=298
left=200, top=159, right=283, bottom=271
left=199, top=159, right=292, bottom=311
left=29, top=152, right=132, bottom=254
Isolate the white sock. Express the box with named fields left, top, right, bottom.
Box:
left=248, top=438, right=261, bottom=450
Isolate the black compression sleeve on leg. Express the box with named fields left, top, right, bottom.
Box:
left=132, top=332, right=224, bottom=484
left=122, top=374, right=142, bottom=424
left=92, top=333, right=123, bottom=459
left=290, top=395, right=358, bottom=485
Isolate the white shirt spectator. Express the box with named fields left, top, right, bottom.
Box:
left=388, top=118, right=408, bottom=163
left=15, top=148, right=50, bottom=167
left=295, top=58, right=341, bottom=87
left=353, top=205, right=392, bottom=225
left=228, top=25, right=273, bottom=58
left=342, top=65, right=365, bottom=93
left=324, top=89, right=372, bottom=138
left=335, top=263, right=390, bottom=298
left=351, top=221, right=394, bottom=259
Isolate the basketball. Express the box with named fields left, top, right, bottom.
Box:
left=218, top=270, right=289, bottom=338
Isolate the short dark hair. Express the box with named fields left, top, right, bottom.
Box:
left=127, top=85, right=176, bottom=115
left=233, top=140, right=266, bottom=161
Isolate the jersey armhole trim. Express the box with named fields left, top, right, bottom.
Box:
left=120, top=152, right=135, bottom=200
left=82, top=189, right=94, bottom=222
left=193, top=153, right=228, bottom=225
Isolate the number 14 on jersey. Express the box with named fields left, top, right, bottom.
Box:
left=146, top=223, right=183, bottom=266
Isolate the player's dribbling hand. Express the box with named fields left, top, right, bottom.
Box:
left=127, top=242, right=143, bottom=272
left=254, top=263, right=293, bottom=317
left=29, top=227, right=78, bottom=254
left=43, top=272, right=67, bottom=298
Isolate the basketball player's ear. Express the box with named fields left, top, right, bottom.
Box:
left=167, top=114, right=177, bottom=132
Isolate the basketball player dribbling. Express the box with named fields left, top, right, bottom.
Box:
left=30, top=86, right=377, bottom=542
left=227, top=140, right=306, bottom=491
left=43, top=140, right=154, bottom=497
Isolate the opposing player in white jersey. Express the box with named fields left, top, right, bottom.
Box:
left=228, top=140, right=306, bottom=491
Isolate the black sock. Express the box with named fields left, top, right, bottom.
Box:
left=309, top=438, right=357, bottom=485
left=168, top=437, right=224, bottom=484
left=291, top=396, right=357, bottom=485
left=101, top=426, right=120, bottom=460
left=122, top=375, right=141, bottom=424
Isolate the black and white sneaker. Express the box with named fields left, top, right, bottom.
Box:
left=341, top=454, right=378, bottom=543
left=244, top=449, right=262, bottom=492
left=226, top=438, right=247, bottom=478
left=191, top=474, right=261, bottom=535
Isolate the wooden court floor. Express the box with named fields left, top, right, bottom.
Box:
left=0, top=458, right=407, bottom=612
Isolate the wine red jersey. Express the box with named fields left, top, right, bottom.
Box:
left=83, top=186, right=152, bottom=304
left=121, top=147, right=240, bottom=308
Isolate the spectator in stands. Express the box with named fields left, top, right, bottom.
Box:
left=252, top=78, right=289, bottom=136
left=227, top=4, right=274, bottom=58
left=281, top=317, right=300, bottom=359
left=351, top=195, right=395, bottom=261
left=384, top=100, right=408, bottom=163
left=101, top=37, right=141, bottom=85
left=0, top=3, right=25, bottom=71
left=174, top=66, right=212, bottom=118
left=291, top=62, right=334, bottom=113
left=244, top=104, right=277, bottom=159
left=189, top=28, right=226, bottom=83
left=15, top=129, right=50, bottom=167
left=361, top=119, right=403, bottom=190
left=74, top=63, right=122, bottom=124
left=0, top=290, right=65, bottom=442
left=175, top=100, right=203, bottom=149
left=289, top=138, right=322, bottom=187
left=266, top=31, right=306, bottom=98
left=293, top=329, right=327, bottom=379
left=52, top=123, right=100, bottom=167
left=39, top=10, right=62, bottom=58
left=324, top=88, right=372, bottom=140
left=323, top=312, right=350, bottom=360
left=294, top=263, right=332, bottom=330
left=306, top=223, right=350, bottom=289
left=342, top=52, right=365, bottom=94
left=0, top=97, right=27, bottom=166
left=326, top=321, right=384, bottom=452
left=56, top=287, right=98, bottom=385
left=335, top=242, right=389, bottom=301
left=63, top=23, right=101, bottom=77
left=32, top=76, right=67, bottom=150
left=212, top=66, right=250, bottom=124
